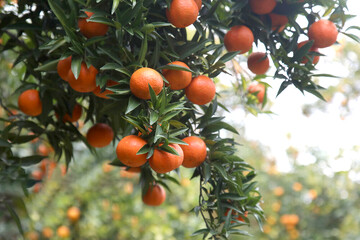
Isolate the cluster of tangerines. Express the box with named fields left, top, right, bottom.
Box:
left=26, top=206, right=80, bottom=239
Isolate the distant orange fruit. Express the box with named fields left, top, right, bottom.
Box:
left=57, top=56, right=72, bottom=81
left=18, top=89, right=42, bottom=116
left=149, top=144, right=184, bottom=173
left=26, top=231, right=39, bottom=240
left=308, top=19, right=338, bottom=48
left=67, top=206, right=81, bottom=222
left=33, top=183, right=42, bottom=193
left=42, top=227, right=53, bottom=239
left=249, top=0, right=277, bottom=15
left=248, top=83, right=266, bottom=103
left=180, top=136, right=207, bottom=168
left=57, top=226, right=70, bottom=238
left=162, top=61, right=192, bottom=90
left=37, top=144, right=54, bottom=156
left=142, top=184, right=166, bottom=206
left=78, top=11, right=109, bottom=38
left=224, top=25, right=254, bottom=54
left=31, top=170, right=43, bottom=180
left=93, top=80, right=118, bottom=99
left=166, top=0, right=199, bottom=28
left=292, top=182, right=303, bottom=192
left=269, top=13, right=288, bottom=32
left=67, top=62, right=98, bottom=93
left=116, top=135, right=148, bottom=167
left=247, top=52, right=270, bottom=75
left=130, top=68, right=163, bottom=100
left=86, top=123, right=114, bottom=148
left=297, top=40, right=320, bottom=64
left=185, top=75, right=216, bottom=105
left=273, top=186, right=284, bottom=196
left=62, top=104, right=82, bottom=123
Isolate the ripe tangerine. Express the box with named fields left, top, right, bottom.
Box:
left=86, top=123, right=114, bottom=148
left=57, top=56, right=72, bottom=81
left=248, top=83, right=266, bottom=103
left=180, top=136, right=207, bottom=168
left=162, top=61, right=192, bottom=90
left=247, top=52, right=270, bottom=75
left=67, top=206, right=81, bottom=222
left=142, top=184, right=166, bottom=206
left=78, top=11, right=109, bottom=38
left=224, top=25, right=254, bottom=54
left=67, top=62, right=98, bottom=93
left=249, top=0, right=277, bottom=15
left=185, top=75, right=216, bottom=105
left=166, top=0, right=199, bottom=28
left=116, top=135, right=148, bottom=167
left=149, top=144, right=184, bottom=173
left=308, top=19, right=338, bottom=48
left=130, top=67, right=163, bottom=100
left=18, top=89, right=42, bottom=116
left=93, top=80, right=118, bottom=99
left=297, top=40, right=320, bottom=64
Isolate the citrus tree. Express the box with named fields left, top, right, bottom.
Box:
left=0, top=0, right=358, bottom=239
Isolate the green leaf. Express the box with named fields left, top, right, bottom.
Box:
left=212, top=162, right=229, bottom=181
left=138, top=34, right=148, bottom=64
left=167, top=137, right=188, bottom=145
left=71, top=55, right=82, bottom=79
left=218, top=51, right=240, bottom=63
left=220, top=193, right=247, bottom=201
left=5, top=203, right=24, bottom=236
left=159, top=145, right=180, bottom=156
left=111, top=0, right=121, bottom=14
left=158, top=64, right=194, bottom=73
left=34, top=59, right=58, bottom=72
left=126, top=96, right=141, bottom=114
left=149, top=84, right=157, bottom=106
left=191, top=228, right=210, bottom=236
left=137, top=144, right=150, bottom=155
left=16, top=155, right=46, bottom=166
left=150, top=111, right=159, bottom=125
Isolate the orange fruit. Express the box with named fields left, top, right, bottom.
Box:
left=224, top=25, right=254, bottom=54
left=247, top=52, right=270, bottom=75
left=130, top=67, right=163, bottom=100
left=67, top=62, right=98, bottom=93
left=292, top=182, right=302, bottom=192
left=37, top=144, right=53, bottom=156
left=33, top=182, right=42, bottom=193
left=248, top=83, right=265, bottom=103
left=180, top=136, right=207, bottom=168
left=26, top=231, right=39, bottom=240
left=273, top=186, right=284, bottom=196
left=149, top=144, right=184, bottom=173
left=194, top=0, right=202, bottom=10
left=308, top=19, right=338, bottom=48
left=86, top=123, right=114, bottom=148
left=185, top=75, right=216, bottom=105
left=56, top=226, right=70, bottom=238
left=166, top=0, right=199, bottom=28
left=142, top=184, right=166, bottom=206
left=62, top=104, right=82, bottom=122
left=31, top=170, right=43, bottom=180
left=93, top=80, right=118, bottom=99
left=67, top=206, right=81, bottom=222
left=297, top=40, right=320, bottom=64
left=249, top=0, right=277, bottom=15
left=116, top=135, right=148, bottom=167
left=162, top=61, right=192, bottom=90
left=42, top=227, right=53, bottom=239
left=57, top=56, right=72, bottom=81
left=269, top=13, right=288, bottom=32
left=78, top=11, right=109, bottom=38
left=18, top=89, right=42, bottom=116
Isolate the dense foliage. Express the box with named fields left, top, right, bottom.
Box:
left=0, top=0, right=358, bottom=239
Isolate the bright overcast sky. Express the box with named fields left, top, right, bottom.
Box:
left=224, top=0, right=360, bottom=180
